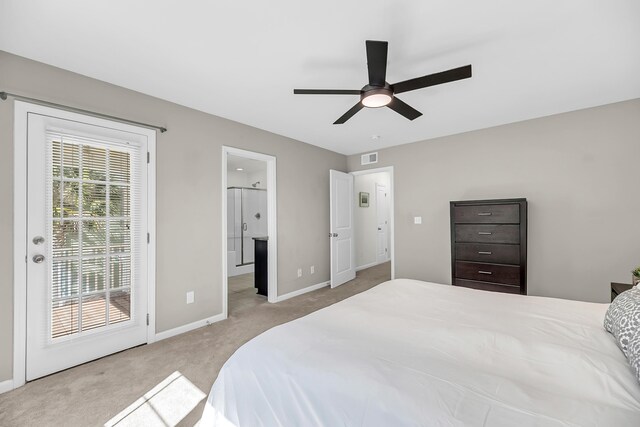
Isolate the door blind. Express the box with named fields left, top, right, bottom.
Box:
left=46, top=131, right=144, bottom=340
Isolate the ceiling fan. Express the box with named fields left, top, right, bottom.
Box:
left=294, top=40, right=472, bottom=124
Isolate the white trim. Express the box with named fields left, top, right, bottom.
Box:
left=0, top=379, right=14, bottom=395
left=12, top=100, right=157, bottom=389
left=356, top=261, right=379, bottom=272
left=222, top=146, right=278, bottom=320
left=275, top=281, right=330, bottom=302
left=350, top=166, right=395, bottom=280
left=13, top=101, right=28, bottom=390
left=146, top=136, right=157, bottom=344
left=153, top=313, right=226, bottom=342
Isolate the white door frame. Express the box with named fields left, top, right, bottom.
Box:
left=350, top=166, right=395, bottom=280
left=12, top=101, right=157, bottom=390
left=221, top=146, right=278, bottom=313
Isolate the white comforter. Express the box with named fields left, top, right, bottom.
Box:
left=201, top=279, right=640, bottom=426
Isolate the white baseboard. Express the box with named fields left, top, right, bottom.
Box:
left=276, top=281, right=330, bottom=302
left=356, top=258, right=390, bottom=272
left=154, top=313, right=226, bottom=342
left=0, top=379, right=14, bottom=395
left=356, top=261, right=378, bottom=272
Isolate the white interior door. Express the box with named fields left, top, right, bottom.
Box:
left=26, top=112, right=150, bottom=381
left=330, top=170, right=355, bottom=288
left=376, top=183, right=389, bottom=263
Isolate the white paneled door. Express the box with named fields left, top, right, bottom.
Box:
left=376, top=183, right=389, bottom=263
left=25, top=112, right=150, bottom=381
left=329, top=170, right=355, bottom=288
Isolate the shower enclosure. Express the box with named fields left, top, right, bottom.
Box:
left=227, top=187, right=268, bottom=273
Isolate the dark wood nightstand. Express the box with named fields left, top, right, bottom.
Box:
left=611, top=282, right=633, bottom=302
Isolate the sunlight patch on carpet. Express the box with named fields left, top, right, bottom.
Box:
left=105, top=371, right=206, bottom=426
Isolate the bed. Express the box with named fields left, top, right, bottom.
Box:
left=201, top=279, right=640, bottom=426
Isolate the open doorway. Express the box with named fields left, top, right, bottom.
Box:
left=352, top=167, right=394, bottom=278
left=222, top=147, right=277, bottom=318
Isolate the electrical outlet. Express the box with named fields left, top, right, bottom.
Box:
left=310, top=265, right=315, bottom=274
left=414, top=216, right=422, bottom=225
left=186, top=291, right=194, bottom=304
left=297, top=268, right=302, bottom=278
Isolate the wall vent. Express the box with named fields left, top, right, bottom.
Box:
left=361, top=152, right=378, bottom=165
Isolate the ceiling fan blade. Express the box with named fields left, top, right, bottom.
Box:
left=387, top=97, right=422, bottom=121
left=294, top=89, right=361, bottom=95
left=366, top=40, right=388, bottom=87
left=333, top=102, right=364, bottom=124
left=392, top=65, right=472, bottom=94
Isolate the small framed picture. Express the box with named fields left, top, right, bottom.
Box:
left=359, top=192, right=369, bottom=207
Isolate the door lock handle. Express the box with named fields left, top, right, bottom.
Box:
left=32, top=254, right=45, bottom=264
left=33, top=236, right=45, bottom=245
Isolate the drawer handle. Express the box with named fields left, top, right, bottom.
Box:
left=478, top=271, right=493, bottom=275
left=478, top=251, right=492, bottom=255
left=478, top=232, right=492, bottom=235
left=477, top=212, right=492, bottom=216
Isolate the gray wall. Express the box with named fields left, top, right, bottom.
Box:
left=348, top=99, right=640, bottom=303
left=0, top=51, right=346, bottom=382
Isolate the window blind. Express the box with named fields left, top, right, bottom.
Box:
left=46, top=131, right=144, bottom=339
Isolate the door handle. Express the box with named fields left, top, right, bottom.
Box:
left=243, top=223, right=248, bottom=231
left=329, top=233, right=338, bottom=237
left=378, top=227, right=382, bottom=231
left=32, top=254, right=45, bottom=264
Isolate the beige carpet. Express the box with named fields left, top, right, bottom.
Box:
left=0, top=262, right=391, bottom=426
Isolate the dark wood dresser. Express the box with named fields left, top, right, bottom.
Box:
left=450, top=198, right=527, bottom=294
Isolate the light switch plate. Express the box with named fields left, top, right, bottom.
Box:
left=186, top=291, right=194, bottom=304
left=414, top=216, right=422, bottom=224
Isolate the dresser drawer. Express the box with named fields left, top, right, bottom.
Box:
left=455, top=261, right=520, bottom=285
left=453, top=279, right=521, bottom=294
left=455, top=243, right=519, bottom=264
left=455, top=224, right=520, bottom=244
left=454, top=204, right=519, bottom=224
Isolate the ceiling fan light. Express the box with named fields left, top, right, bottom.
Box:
left=362, top=93, right=392, bottom=108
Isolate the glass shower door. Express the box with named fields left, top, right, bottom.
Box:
left=241, top=189, right=267, bottom=264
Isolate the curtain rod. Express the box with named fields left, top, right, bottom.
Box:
left=0, top=91, right=167, bottom=133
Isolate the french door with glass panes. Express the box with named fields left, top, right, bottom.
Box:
left=26, top=112, right=150, bottom=381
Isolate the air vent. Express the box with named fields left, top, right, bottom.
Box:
left=361, top=152, right=378, bottom=165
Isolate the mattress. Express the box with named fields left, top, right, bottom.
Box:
left=201, top=279, right=640, bottom=426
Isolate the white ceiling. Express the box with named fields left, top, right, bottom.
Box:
left=227, top=154, right=266, bottom=175
left=1, top=1, right=639, bottom=155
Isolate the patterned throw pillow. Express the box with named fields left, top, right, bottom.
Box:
left=628, top=328, right=640, bottom=383
left=604, top=287, right=640, bottom=357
